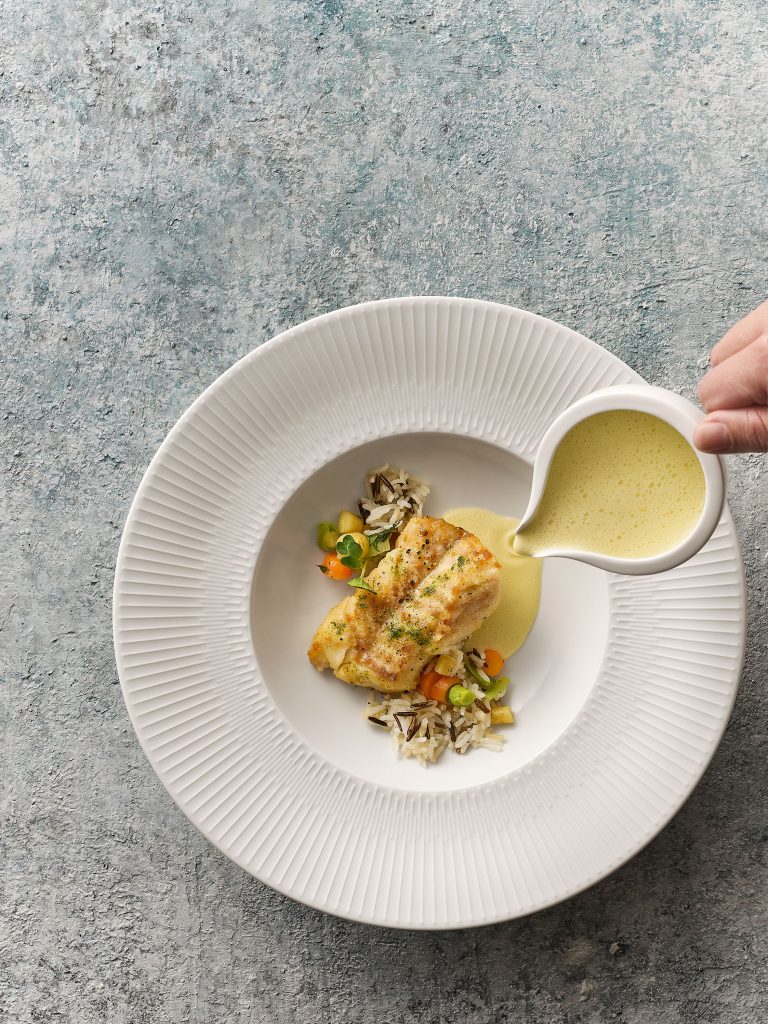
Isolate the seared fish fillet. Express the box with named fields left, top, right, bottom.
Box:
left=308, top=516, right=502, bottom=692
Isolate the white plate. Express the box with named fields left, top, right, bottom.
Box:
left=113, top=297, right=745, bottom=929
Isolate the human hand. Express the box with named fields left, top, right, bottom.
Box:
left=694, top=300, right=768, bottom=453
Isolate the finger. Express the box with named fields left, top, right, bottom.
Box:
left=697, top=335, right=768, bottom=412
left=693, top=407, right=768, bottom=454
left=710, top=300, right=768, bottom=367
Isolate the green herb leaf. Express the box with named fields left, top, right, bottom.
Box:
left=348, top=574, right=376, bottom=593
left=368, top=526, right=398, bottom=555
left=336, top=534, right=364, bottom=569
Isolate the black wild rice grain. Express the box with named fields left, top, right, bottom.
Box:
left=368, top=716, right=388, bottom=727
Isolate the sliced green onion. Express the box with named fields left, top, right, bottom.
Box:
left=483, top=675, right=510, bottom=702
left=464, top=655, right=491, bottom=689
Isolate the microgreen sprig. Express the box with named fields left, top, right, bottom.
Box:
left=335, top=534, right=377, bottom=594
left=348, top=575, right=376, bottom=593
left=336, top=534, right=365, bottom=569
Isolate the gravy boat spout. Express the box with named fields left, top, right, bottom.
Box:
left=515, top=385, right=726, bottom=576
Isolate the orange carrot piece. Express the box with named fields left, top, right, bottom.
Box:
left=429, top=675, right=460, bottom=704
left=418, top=669, right=441, bottom=699
left=483, top=648, right=505, bottom=677
left=320, top=553, right=355, bottom=581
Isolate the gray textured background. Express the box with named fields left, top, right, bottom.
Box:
left=2, top=1, right=767, bottom=1021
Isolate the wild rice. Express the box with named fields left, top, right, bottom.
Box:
left=365, top=645, right=515, bottom=766
left=359, top=464, right=431, bottom=535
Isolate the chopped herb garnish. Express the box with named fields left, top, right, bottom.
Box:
left=388, top=624, right=405, bottom=640
left=331, top=621, right=346, bottom=636
left=406, top=626, right=431, bottom=647
left=422, top=584, right=436, bottom=596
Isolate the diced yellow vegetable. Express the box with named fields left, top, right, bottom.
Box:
left=435, top=652, right=460, bottom=676
left=490, top=706, right=515, bottom=725
left=337, top=531, right=370, bottom=558
left=338, top=510, right=364, bottom=534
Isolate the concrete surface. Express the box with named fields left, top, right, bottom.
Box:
left=2, top=1, right=767, bottom=1021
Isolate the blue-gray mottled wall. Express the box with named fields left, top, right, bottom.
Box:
left=2, top=2, right=767, bottom=1022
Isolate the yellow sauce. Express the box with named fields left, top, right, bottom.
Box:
left=443, top=507, right=542, bottom=658
left=513, top=410, right=705, bottom=559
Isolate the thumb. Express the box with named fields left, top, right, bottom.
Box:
left=694, top=407, right=768, bottom=454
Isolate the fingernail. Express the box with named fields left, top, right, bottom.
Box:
left=695, top=421, right=731, bottom=453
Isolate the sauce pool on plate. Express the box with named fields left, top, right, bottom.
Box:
left=443, top=507, right=542, bottom=658
left=513, top=410, right=706, bottom=560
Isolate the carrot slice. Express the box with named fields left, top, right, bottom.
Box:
left=429, top=675, right=460, bottom=704
left=418, top=669, right=441, bottom=700
left=483, top=648, right=505, bottom=677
